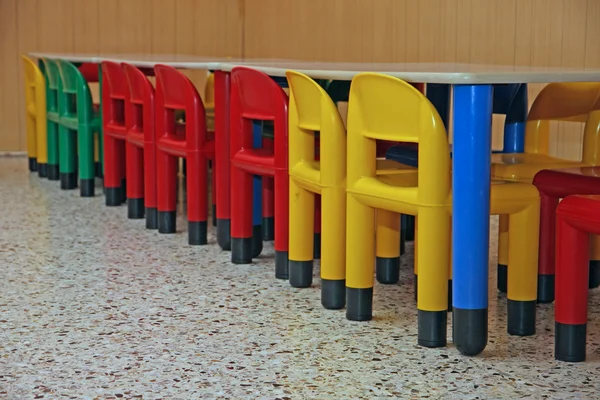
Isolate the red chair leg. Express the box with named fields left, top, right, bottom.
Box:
left=144, top=141, right=157, bottom=229
left=230, top=164, right=254, bottom=263
left=555, top=212, right=590, bottom=362
left=186, top=152, right=209, bottom=245
left=104, top=134, right=123, bottom=206
left=274, top=169, right=289, bottom=279
left=215, top=71, right=232, bottom=250
left=211, top=156, right=217, bottom=227
left=126, top=142, right=144, bottom=219
left=538, top=192, right=560, bottom=303
left=117, top=141, right=126, bottom=203
left=314, top=195, right=322, bottom=259
left=156, top=149, right=178, bottom=234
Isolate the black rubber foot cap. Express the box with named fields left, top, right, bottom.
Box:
left=453, top=307, right=488, bottom=356
left=146, top=207, right=157, bottom=229
left=105, top=187, right=122, bottom=206
left=263, top=217, right=275, bottom=241
left=158, top=211, right=177, bottom=234
left=497, top=264, right=507, bottom=293
left=289, top=260, right=313, bottom=288
left=232, top=237, right=252, bottom=264
left=251, top=224, right=263, bottom=259
left=589, top=261, right=600, bottom=289
left=38, top=163, right=48, bottom=178
left=212, top=204, right=217, bottom=227
left=418, top=310, right=447, bottom=347
left=275, top=251, right=289, bottom=279
left=29, top=157, right=38, bottom=172
left=507, top=299, right=536, bottom=336
left=376, top=257, right=400, bottom=284
left=555, top=322, right=587, bottom=362
left=95, top=162, right=103, bottom=178
left=80, top=178, right=95, bottom=197
left=48, top=164, right=59, bottom=181
left=346, top=287, right=373, bottom=321
left=60, top=172, right=77, bottom=190
left=322, top=279, right=345, bottom=310
left=189, top=221, right=208, bottom=245
left=217, top=218, right=231, bottom=251
left=313, top=233, right=321, bottom=260
left=128, top=198, right=145, bottom=219
left=537, top=274, right=555, bottom=304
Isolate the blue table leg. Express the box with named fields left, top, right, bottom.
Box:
left=452, top=84, right=493, bottom=356
left=503, top=83, right=528, bottom=153
left=251, top=120, right=264, bottom=258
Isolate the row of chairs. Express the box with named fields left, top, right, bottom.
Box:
left=22, top=56, right=600, bottom=361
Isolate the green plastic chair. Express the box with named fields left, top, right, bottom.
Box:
left=55, top=59, right=102, bottom=197
left=39, top=58, right=62, bottom=181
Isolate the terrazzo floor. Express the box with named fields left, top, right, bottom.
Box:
left=1, top=156, right=600, bottom=399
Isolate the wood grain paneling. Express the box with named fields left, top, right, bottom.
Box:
left=2, top=0, right=600, bottom=159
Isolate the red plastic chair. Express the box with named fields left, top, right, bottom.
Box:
left=122, top=63, right=157, bottom=229
left=101, top=61, right=129, bottom=207
left=532, top=167, right=600, bottom=303
left=229, top=67, right=289, bottom=277
left=154, top=64, right=215, bottom=245
left=555, top=194, right=600, bottom=362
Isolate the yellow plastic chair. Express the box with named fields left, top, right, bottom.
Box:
left=345, top=73, right=540, bottom=349
left=492, top=82, right=600, bottom=294
left=286, top=71, right=415, bottom=310
left=21, top=55, right=48, bottom=176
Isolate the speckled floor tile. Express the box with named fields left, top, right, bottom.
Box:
left=1, top=157, right=600, bottom=399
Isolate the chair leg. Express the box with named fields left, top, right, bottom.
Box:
left=588, top=235, right=600, bottom=288
left=186, top=153, right=209, bottom=245
left=78, top=126, right=96, bottom=197
left=251, top=176, right=263, bottom=258
left=376, top=210, right=401, bottom=284
left=104, top=134, right=121, bottom=205
left=538, top=193, right=559, bottom=303
left=497, top=214, right=509, bottom=293
left=143, top=141, right=157, bottom=229
left=126, top=142, right=144, bottom=219
left=416, top=207, right=450, bottom=348
left=346, top=195, right=376, bottom=321
left=555, top=213, right=589, bottom=362
left=36, top=113, right=48, bottom=178
left=58, top=126, right=77, bottom=190
left=288, top=178, right=315, bottom=288
left=211, top=156, right=217, bottom=227
left=274, top=170, right=290, bottom=279
left=47, top=121, right=60, bottom=181
left=506, top=202, right=540, bottom=337
left=156, top=149, right=178, bottom=234
left=321, top=187, right=346, bottom=310
left=262, top=177, right=275, bottom=241
left=26, top=114, right=37, bottom=172
left=230, top=163, right=254, bottom=264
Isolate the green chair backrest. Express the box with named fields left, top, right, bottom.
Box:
left=40, top=58, right=62, bottom=114
left=55, top=59, right=94, bottom=122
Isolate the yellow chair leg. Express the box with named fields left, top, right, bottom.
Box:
left=288, top=178, right=315, bottom=288
left=506, top=202, right=539, bottom=337
left=416, top=206, right=450, bottom=348
left=320, top=187, right=346, bottom=309
left=414, top=216, right=418, bottom=301
left=497, top=214, right=509, bottom=293
left=26, top=113, right=37, bottom=171
left=346, top=194, right=375, bottom=321
left=375, top=210, right=401, bottom=284
left=589, top=235, right=600, bottom=288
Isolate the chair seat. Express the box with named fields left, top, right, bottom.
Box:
left=533, top=167, right=600, bottom=197
left=491, top=153, right=586, bottom=182
left=26, top=104, right=37, bottom=117
left=47, top=111, right=60, bottom=123
left=231, top=148, right=276, bottom=176
left=349, top=173, right=537, bottom=215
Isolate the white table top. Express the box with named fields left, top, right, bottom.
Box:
left=30, top=53, right=600, bottom=84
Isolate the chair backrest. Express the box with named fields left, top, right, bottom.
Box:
left=204, top=73, right=215, bottom=109
left=101, top=61, right=129, bottom=130
left=21, top=55, right=46, bottom=116
left=347, top=73, right=449, bottom=204
left=40, top=58, right=61, bottom=113
left=230, top=67, right=289, bottom=169
left=287, top=70, right=346, bottom=187
left=154, top=64, right=206, bottom=151
left=55, top=59, right=94, bottom=120
left=122, top=63, right=155, bottom=143
left=525, top=82, right=600, bottom=156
